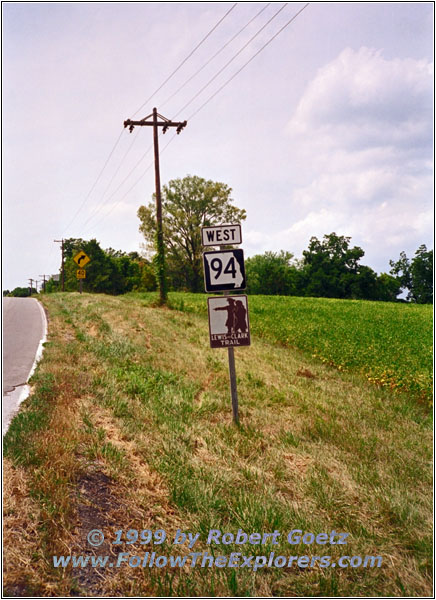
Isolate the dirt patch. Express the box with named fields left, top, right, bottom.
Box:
left=296, top=368, right=316, bottom=379
left=69, top=465, right=121, bottom=596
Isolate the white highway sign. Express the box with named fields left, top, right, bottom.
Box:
left=203, top=249, right=246, bottom=292
left=201, top=224, right=242, bottom=247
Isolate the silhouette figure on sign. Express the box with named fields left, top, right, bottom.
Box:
left=235, top=300, right=247, bottom=333
left=214, top=298, right=247, bottom=335
left=214, top=298, right=237, bottom=334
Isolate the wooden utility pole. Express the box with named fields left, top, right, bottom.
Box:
left=54, top=239, right=65, bottom=291
left=123, top=108, right=187, bottom=305
left=28, top=278, right=34, bottom=296
left=39, top=275, right=47, bottom=293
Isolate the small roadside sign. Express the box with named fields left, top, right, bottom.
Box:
left=207, top=295, right=250, bottom=348
left=73, top=250, right=91, bottom=267
left=203, top=248, right=246, bottom=292
left=201, top=224, right=242, bottom=247
left=76, top=269, right=86, bottom=279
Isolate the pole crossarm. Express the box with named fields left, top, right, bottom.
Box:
left=124, top=114, right=187, bottom=134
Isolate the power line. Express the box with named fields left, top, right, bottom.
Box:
left=77, top=4, right=286, bottom=233
left=173, top=2, right=288, bottom=119
left=65, top=4, right=239, bottom=237
left=80, top=128, right=141, bottom=230
left=84, top=131, right=175, bottom=233
left=79, top=3, right=310, bottom=234
left=130, top=2, right=238, bottom=119
left=160, top=3, right=271, bottom=111
left=81, top=140, right=154, bottom=233
left=188, top=2, right=310, bottom=121
left=61, top=128, right=125, bottom=236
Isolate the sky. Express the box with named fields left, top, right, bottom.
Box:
left=2, top=1, right=434, bottom=291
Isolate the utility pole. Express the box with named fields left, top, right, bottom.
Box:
left=28, top=278, right=34, bottom=296
left=54, top=239, right=65, bottom=291
left=39, top=275, right=47, bottom=293
left=123, top=108, right=187, bottom=305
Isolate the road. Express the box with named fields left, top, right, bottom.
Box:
left=3, top=297, right=47, bottom=435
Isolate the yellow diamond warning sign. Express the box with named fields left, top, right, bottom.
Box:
left=73, top=250, right=90, bottom=267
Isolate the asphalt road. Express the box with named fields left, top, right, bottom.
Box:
left=3, top=297, right=47, bottom=434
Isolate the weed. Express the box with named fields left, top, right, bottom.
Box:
left=3, top=291, right=432, bottom=597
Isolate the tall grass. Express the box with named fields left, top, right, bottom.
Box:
left=3, top=292, right=432, bottom=597
left=154, top=292, right=432, bottom=403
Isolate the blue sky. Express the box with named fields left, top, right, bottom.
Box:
left=2, top=2, right=434, bottom=291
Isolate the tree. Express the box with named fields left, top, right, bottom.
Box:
left=390, top=245, right=433, bottom=303
left=7, top=287, right=31, bottom=297
left=245, top=251, right=300, bottom=295
left=137, top=175, right=246, bottom=292
left=302, top=233, right=365, bottom=298
left=375, top=273, right=402, bottom=302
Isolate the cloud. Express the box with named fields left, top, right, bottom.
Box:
left=288, top=47, right=432, bottom=148
left=281, top=47, right=433, bottom=269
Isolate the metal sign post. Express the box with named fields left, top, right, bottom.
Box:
left=74, top=251, right=91, bottom=295
left=227, top=329, right=239, bottom=424
left=76, top=269, right=86, bottom=294
left=201, top=225, right=249, bottom=425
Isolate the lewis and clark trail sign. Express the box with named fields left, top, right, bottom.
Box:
left=201, top=224, right=250, bottom=424
left=207, top=295, right=250, bottom=348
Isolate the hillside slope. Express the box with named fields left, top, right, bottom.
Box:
left=3, top=293, right=432, bottom=597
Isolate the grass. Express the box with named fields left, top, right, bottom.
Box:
left=3, top=291, right=433, bottom=597
left=163, top=292, right=433, bottom=403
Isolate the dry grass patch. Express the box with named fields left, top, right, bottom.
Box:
left=3, top=459, right=45, bottom=596
left=4, top=292, right=431, bottom=597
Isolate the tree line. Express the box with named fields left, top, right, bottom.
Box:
left=4, top=239, right=157, bottom=297
left=245, top=238, right=432, bottom=303
left=137, top=175, right=432, bottom=304
left=4, top=175, right=432, bottom=303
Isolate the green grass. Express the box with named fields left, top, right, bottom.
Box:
left=153, top=292, right=432, bottom=403
left=3, top=292, right=433, bottom=597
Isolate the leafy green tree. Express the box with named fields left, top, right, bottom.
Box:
left=45, top=277, right=60, bottom=293
left=245, top=251, right=300, bottom=295
left=375, top=273, right=402, bottom=302
left=348, top=265, right=380, bottom=300
left=58, top=238, right=156, bottom=295
left=390, top=245, right=433, bottom=303
left=302, top=233, right=365, bottom=298
left=8, top=287, right=32, bottom=297
left=63, top=239, right=121, bottom=294
left=137, top=175, right=246, bottom=292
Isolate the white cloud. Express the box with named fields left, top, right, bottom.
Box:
left=282, top=46, right=433, bottom=270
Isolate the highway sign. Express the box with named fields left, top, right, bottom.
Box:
left=76, top=269, right=86, bottom=279
left=207, top=295, right=250, bottom=348
left=201, top=224, right=242, bottom=247
left=73, top=250, right=90, bottom=267
left=203, top=249, right=246, bottom=292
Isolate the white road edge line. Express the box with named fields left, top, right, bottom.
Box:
left=2, top=299, right=48, bottom=436
left=27, top=299, right=48, bottom=380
